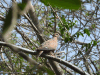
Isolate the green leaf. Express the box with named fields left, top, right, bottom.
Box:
left=65, top=24, right=69, bottom=30
left=60, top=28, right=65, bottom=35
left=76, top=32, right=79, bottom=38
left=64, top=37, right=69, bottom=43
left=89, top=43, right=91, bottom=48
left=61, top=15, right=66, bottom=23
left=48, top=22, right=53, bottom=27
left=84, top=29, right=90, bottom=36
left=93, top=40, right=97, bottom=46
left=58, top=23, right=65, bottom=35
left=70, top=23, right=75, bottom=28
left=40, top=0, right=81, bottom=9
left=18, top=2, right=26, bottom=10
left=82, top=45, right=85, bottom=48
left=86, top=47, right=88, bottom=52
left=98, top=40, right=100, bottom=42
left=44, top=67, right=55, bottom=75
left=91, top=24, right=96, bottom=29
left=76, top=32, right=84, bottom=38
left=79, top=32, right=84, bottom=37
left=64, top=35, right=73, bottom=43
left=75, top=20, right=78, bottom=23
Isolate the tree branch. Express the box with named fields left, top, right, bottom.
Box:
left=0, top=41, right=90, bottom=75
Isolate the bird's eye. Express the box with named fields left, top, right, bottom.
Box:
left=56, top=34, right=58, bottom=35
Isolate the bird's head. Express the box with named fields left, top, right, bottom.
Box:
left=53, top=33, right=59, bottom=38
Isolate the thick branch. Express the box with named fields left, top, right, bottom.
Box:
left=0, top=41, right=90, bottom=75
left=0, top=41, right=42, bottom=69
left=48, top=51, right=64, bottom=75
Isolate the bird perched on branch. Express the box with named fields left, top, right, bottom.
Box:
left=36, top=33, right=59, bottom=57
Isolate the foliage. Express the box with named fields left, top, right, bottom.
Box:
left=40, top=0, right=81, bottom=9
